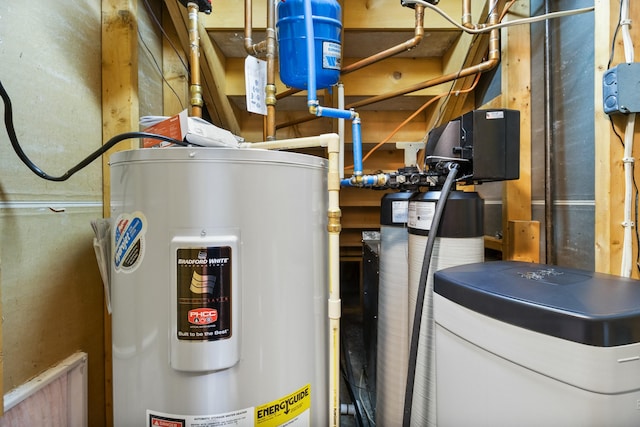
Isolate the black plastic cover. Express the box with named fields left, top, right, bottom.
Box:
left=434, top=261, right=640, bottom=347
left=425, top=109, right=520, bottom=184
left=407, top=190, right=484, bottom=238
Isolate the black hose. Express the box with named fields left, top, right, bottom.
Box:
left=402, top=163, right=459, bottom=426
left=1, top=78, right=195, bottom=182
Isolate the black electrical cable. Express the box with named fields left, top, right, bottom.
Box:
left=1, top=78, right=197, bottom=182
left=402, top=163, right=459, bottom=427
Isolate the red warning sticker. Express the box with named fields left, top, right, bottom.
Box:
left=149, top=414, right=185, bottom=427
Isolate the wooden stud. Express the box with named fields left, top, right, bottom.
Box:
left=501, top=0, right=533, bottom=257
left=507, top=220, right=540, bottom=262
left=101, top=1, right=139, bottom=425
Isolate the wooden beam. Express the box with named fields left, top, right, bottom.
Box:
left=102, top=1, right=139, bottom=425
left=501, top=0, right=533, bottom=258
left=594, top=0, right=613, bottom=274
left=201, top=0, right=460, bottom=31
left=225, top=57, right=443, bottom=96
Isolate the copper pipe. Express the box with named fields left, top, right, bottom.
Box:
left=276, top=0, right=501, bottom=130
left=265, top=10, right=276, bottom=139
left=244, top=0, right=267, bottom=55
left=187, top=2, right=203, bottom=118
left=462, top=0, right=474, bottom=28
left=341, top=5, right=425, bottom=76
left=244, top=0, right=276, bottom=139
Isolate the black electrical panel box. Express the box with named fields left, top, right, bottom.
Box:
left=425, top=109, right=520, bottom=184
left=603, top=62, right=640, bottom=114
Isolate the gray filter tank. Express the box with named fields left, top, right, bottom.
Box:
left=109, top=147, right=328, bottom=426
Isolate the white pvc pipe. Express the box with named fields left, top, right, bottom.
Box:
left=327, top=136, right=342, bottom=427
left=240, top=133, right=333, bottom=150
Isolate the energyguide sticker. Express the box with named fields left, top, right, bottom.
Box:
left=147, top=384, right=312, bottom=427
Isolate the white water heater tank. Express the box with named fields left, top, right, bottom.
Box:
left=109, top=147, right=328, bottom=426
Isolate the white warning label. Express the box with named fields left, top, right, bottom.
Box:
left=148, top=408, right=253, bottom=427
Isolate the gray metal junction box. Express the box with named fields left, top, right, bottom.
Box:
left=433, top=261, right=640, bottom=427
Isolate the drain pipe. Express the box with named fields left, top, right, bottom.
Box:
left=187, top=2, right=204, bottom=118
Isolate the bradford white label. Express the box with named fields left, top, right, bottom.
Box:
left=176, top=246, right=232, bottom=341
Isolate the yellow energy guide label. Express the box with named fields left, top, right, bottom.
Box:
left=255, top=384, right=311, bottom=427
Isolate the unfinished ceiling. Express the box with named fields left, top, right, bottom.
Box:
left=163, top=0, right=501, bottom=136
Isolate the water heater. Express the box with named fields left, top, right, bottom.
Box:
left=110, top=147, right=328, bottom=426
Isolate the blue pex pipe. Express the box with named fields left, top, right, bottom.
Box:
left=316, top=106, right=355, bottom=120
left=304, top=0, right=317, bottom=106
left=351, top=118, right=362, bottom=175
left=302, top=0, right=364, bottom=180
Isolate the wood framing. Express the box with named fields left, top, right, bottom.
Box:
left=101, top=1, right=139, bottom=425
left=501, top=0, right=533, bottom=258
left=594, top=0, right=640, bottom=276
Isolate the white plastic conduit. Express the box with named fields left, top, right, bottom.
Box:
left=620, top=0, right=635, bottom=277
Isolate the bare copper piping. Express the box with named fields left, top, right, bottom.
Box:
left=244, top=0, right=277, bottom=139
left=187, top=2, right=203, bottom=118
left=265, top=6, right=277, bottom=139
left=276, top=0, right=501, bottom=130
left=462, top=0, right=473, bottom=28
left=244, top=0, right=267, bottom=55
left=341, top=5, right=425, bottom=76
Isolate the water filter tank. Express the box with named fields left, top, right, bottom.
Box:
left=277, top=0, right=342, bottom=90
left=407, top=190, right=484, bottom=426
left=377, top=191, right=413, bottom=425
left=110, top=147, right=328, bottom=426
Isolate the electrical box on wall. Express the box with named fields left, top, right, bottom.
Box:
left=603, top=62, right=640, bottom=114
